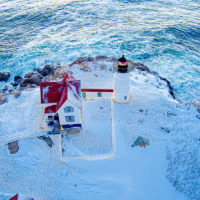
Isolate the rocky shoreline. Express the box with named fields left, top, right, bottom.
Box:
left=0, top=55, right=198, bottom=108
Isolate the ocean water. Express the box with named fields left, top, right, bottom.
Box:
left=0, top=0, right=200, bottom=102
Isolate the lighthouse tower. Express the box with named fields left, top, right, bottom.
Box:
left=113, top=55, right=131, bottom=103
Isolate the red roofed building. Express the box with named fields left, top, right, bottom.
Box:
left=40, top=72, right=114, bottom=130
left=40, top=73, right=82, bottom=129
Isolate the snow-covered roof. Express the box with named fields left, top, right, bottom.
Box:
left=40, top=73, right=81, bottom=113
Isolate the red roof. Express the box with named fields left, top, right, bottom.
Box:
left=40, top=82, right=64, bottom=104
left=10, top=194, right=18, bottom=200
left=81, top=88, right=113, bottom=93
left=40, top=73, right=81, bottom=113
left=45, top=105, right=57, bottom=113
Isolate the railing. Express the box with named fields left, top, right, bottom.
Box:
left=112, top=61, right=134, bottom=73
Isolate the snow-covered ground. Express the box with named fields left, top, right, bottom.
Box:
left=62, top=99, right=113, bottom=160
left=0, top=89, right=44, bottom=145
left=0, top=62, right=200, bottom=200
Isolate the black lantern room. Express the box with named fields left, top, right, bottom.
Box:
left=117, top=55, right=128, bottom=73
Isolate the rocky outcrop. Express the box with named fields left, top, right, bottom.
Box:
left=131, top=136, right=149, bottom=148
left=0, top=92, right=7, bottom=104
left=12, top=90, right=21, bottom=98
left=158, top=76, right=175, bottom=99
left=0, top=55, right=176, bottom=102
left=7, top=141, right=19, bottom=154
left=0, top=72, right=10, bottom=82
left=20, top=72, right=43, bottom=88
left=14, top=75, right=23, bottom=86
left=69, top=57, right=95, bottom=67
left=133, top=63, right=175, bottom=99
left=1, top=85, right=8, bottom=93
left=37, top=64, right=55, bottom=77
left=53, top=65, right=67, bottom=79
left=134, top=63, right=151, bottom=73
left=68, top=56, right=176, bottom=99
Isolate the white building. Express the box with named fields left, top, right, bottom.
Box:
left=113, top=55, right=131, bottom=103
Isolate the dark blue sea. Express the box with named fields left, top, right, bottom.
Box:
left=0, top=0, right=200, bottom=102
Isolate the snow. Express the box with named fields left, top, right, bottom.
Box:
left=0, top=89, right=44, bottom=145
left=62, top=99, right=113, bottom=160
left=42, top=86, right=49, bottom=104
left=0, top=62, right=199, bottom=200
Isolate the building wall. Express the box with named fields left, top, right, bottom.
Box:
left=82, top=92, right=113, bottom=99
left=113, top=72, right=131, bottom=102
left=58, top=101, right=81, bottom=126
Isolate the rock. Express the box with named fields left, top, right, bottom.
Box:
left=53, top=65, right=66, bottom=79
left=8, top=89, right=14, bottom=94
left=0, top=72, right=10, bottom=82
left=2, top=85, right=8, bottom=93
left=134, top=62, right=175, bottom=99
left=95, top=55, right=109, bottom=61
left=131, top=136, right=149, bottom=148
left=24, top=72, right=35, bottom=79
left=20, top=73, right=42, bottom=87
left=160, top=127, right=170, bottom=133
left=167, top=112, right=177, bottom=117
left=42, top=76, right=49, bottom=83
left=69, top=57, right=87, bottom=67
left=12, top=90, right=21, bottom=98
left=80, top=62, right=86, bottom=70
left=99, top=64, right=106, bottom=70
left=0, top=92, right=7, bottom=104
left=37, top=64, right=55, bottom=77
left=84, top=66, right=91, bottom=72
left=38, top=136, right=54, bottom=147
left=134, top=63, right=151, bottom=73
left=7, top=141, right=19, bottom=154
left=14, top=75, right=23, bottom=85
left=69, top=57, right=95, bottom=67
left=159, top=76, right=175, bottom=99
left=11, top=82, right=18, bottom=87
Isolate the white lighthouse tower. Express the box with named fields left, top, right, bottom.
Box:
left=113, top=55, right=131, bottom=103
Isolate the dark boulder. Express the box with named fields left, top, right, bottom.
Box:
left=0, top=92, right=7, bottom=104
left=20, top=73, right=42, bottom=87
left=14, top=75, right=23, bottom=85
left=24, top=72, right=36, bottom=79
left=134, top=63, right=151, bottom=73
left=95, top=55, right=109, bottom=61
left=7, top=141, right=19, bottom=154
left=159, top=76, right=175, bottom=99
left=37, top=64, right=55, bottom=77
left=0, top=72, right=10, bottom=82
left=131, top=136, right=149, bottom=148
left=2, top=85, right=8, bottom=93
left=11, top=82, right=18, bottom=87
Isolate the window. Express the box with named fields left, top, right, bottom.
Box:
left=97, top=92, right=102, bottom=97
left=65, top=116, right=75, bottom=122
left=82, top=92, right=86, bottom=99
left=64, top=106, right=74, bottom=113
left=48, top=116, right=53, bottom=121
